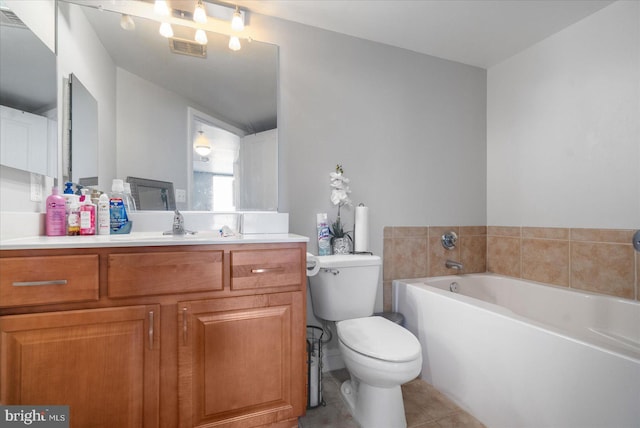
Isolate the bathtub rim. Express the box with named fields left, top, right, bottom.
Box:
left=392, top=273, right=640, bottom=364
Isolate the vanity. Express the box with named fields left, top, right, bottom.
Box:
left=0, top=234, right=308, bottom=428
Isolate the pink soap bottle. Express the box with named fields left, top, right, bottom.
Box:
left=79, top=194, right=96, bottom=235
left=46, top=186, right=66, bottom=236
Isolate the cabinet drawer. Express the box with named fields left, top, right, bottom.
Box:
left=0, top=255, right=99, bottom=308
left=108, top=251, right=223, bottom=298
left=230, top=248, right=302, bottom=291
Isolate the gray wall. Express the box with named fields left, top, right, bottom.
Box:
left=260, top=16, right=487, bottom=265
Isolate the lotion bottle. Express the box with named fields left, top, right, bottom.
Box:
left=67, top=197, right=80, bottom=236
left=45, top=186, right=66, bottom=236
left=97, top=193, right=110, bottom=235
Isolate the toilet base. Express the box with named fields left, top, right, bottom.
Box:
left=340, top=379, right=407, bottom=428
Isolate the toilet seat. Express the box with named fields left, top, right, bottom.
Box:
left=337, top=316, right=421, bottom=362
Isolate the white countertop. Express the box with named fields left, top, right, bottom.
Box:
left=0, top=231, right=309, bottom=250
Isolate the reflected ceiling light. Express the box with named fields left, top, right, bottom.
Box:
left=159, top=22, right=174, bottom=38
left=120, top=14, right=135, bottom=31
left=228, top=36, right=241, bottom=51
left=194, top=131, right=212, bottom=156
left=231, top=6, right=244, bottom=32
left=154, top=0, right=170, bottom=16
left=195, top=29, right=208, bottom=45
left=193, top=0, right=207, bottom=24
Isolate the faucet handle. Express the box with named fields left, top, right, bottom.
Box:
left=172, top=209, right=185, bottom=235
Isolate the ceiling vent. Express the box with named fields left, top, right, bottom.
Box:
left=169, top=37, right=207, bottom=58
left=0, top=6, right=26, bottom=28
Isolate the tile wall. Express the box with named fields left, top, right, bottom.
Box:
left=382, top=226, right=639, bottom=311
left=382, top=226, right=487, bottom=311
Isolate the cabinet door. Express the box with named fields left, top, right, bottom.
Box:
left=179, top=292, right=305, bottom=428
left=0, top=105, right=48, bottom=175
left=0, top=305, right=160, bottom=428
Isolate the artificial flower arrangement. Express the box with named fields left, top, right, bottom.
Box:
left=329, top=164, right=353, bottom=253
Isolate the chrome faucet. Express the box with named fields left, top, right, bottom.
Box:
left=445, top=260, right=464, bottom=271
left=163, top=209, right=196, bottom=236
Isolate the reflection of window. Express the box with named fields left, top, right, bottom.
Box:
left=193, top=171, right=235, bottom=211
left=212, top=175, right=235, bottom=211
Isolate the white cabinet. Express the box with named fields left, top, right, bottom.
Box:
left=0, top=105, right=50, bottom=176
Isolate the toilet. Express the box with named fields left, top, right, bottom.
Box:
left=308, top=254, right=422, bottom=428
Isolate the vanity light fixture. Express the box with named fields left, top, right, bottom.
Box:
left=120, top=14, right=135, bottom=31
left=228, top=35, right=241, bottom=51
left=193, top=0, right=207, bottom=24
left=195, top=28, right=208, bottom=45
left=194, top=131, right=212, bottom=156
left=231, top=6, right=244, bottom=32
left=154, top=0, right=170, bottom=16
left=159, top=22, right=174, bottom=38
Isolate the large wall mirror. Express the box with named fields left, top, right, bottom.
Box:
left=0, top=1, right=57, bottom=178
left=59, top=0, right=278, bottom=211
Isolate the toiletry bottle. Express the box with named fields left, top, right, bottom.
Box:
left=316, top=213, right=331, bottom=256
left=91, top=188, right=101, bottom=206
left=123, top=182, right=137, bottom=212
left=45, top=186, right=66, bottom=236
left=62, top=181, right=75, bottom=215
left=79, top=195, right=96, bottom=235
left=110, top=179, right=129, bottom=233
left=97, top=193, right=110, bottom=235
left=67, top=197, right=80, bottom=236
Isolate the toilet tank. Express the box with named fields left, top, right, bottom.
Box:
left=308, top=254, right=381, bottom=321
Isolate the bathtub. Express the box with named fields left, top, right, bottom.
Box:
left=393, top=273, right=640, bottom=428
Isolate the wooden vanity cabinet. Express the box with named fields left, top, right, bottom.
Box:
left=0, top=242, right=307, bottom=428
left=0, top=305, right=160, bottom=428
left=179, top=292, right=305, bottom=428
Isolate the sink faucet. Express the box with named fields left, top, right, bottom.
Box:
left=163, top=209, right=196, bottom=235
left=445, top=260, right=463, bottom=271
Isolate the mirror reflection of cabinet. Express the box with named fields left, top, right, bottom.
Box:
left=0, top=1, right=57, bottom=178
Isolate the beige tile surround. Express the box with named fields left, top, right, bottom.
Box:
left=383, top=226, right=639, bottom=311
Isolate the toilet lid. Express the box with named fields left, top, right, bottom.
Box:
left=337, top=316, right=421, bottom=362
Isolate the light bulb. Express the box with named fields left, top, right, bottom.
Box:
left=228, top=36, right=241, bottom=51
left=154, top=0, right=170, bottom=16
left=159, top=22, right=174, bottom=38
left=195, top=29, right=208, bottom=45
left=231, top=7, right=244, bottom=32
left=193, top=0, right=207, bottom=24
left=120, top=14, right=135, bottom=31
left=194, top=131, right=212, bottom=156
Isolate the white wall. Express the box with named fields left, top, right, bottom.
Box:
left=487, top=0, right=640, bottom=228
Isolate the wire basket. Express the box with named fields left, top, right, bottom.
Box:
left=306, top=326, right=325, bottom=408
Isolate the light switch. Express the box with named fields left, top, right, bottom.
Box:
left=175, top=188, right=186, bottom=203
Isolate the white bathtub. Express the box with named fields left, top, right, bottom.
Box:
left=393, top=273, right=640, bottom=428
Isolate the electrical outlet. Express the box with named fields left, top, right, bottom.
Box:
left=30, top=173, right=43, bottom=202
left=175, top=188, right=186, bottom=203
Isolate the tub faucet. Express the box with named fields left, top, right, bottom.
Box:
left=445, top=260, right=463, bottom=271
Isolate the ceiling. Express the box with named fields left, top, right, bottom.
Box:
left=235, top=0, right=615, bottom=68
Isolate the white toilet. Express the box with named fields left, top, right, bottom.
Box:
left=308, top=254, right=422, bottom=428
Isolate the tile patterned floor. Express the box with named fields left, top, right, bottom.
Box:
left=299, top=369, right=485, bottom=428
